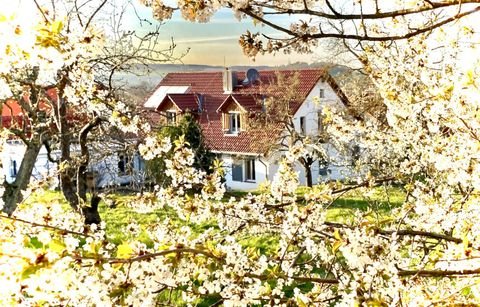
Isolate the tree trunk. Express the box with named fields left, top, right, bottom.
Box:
left=300, top=156, right=314, bottom=188
left=305, top=165, right=313, bottom=188
left=77, top=118, right=102, bottom=225
left=59, top=130, right=79, bottom=210
left=2, top=142, right=42, bottom=215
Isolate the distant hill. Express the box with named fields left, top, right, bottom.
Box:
left=118, top=62, right=357, bottom=103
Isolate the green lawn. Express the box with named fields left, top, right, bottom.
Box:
left=326, top=186, right=405, bottom=222
left=21, top=185, right=405, bottom=247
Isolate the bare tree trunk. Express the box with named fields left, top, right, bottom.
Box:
left=77, top=117, right=102, bottom=225
left=305, top=166, right=313, bottom=188
left=59, top=121, right=79, bottom=210
left=300, top=156, right=314, bottom=188
left=2, top=142, right=42, bottom=214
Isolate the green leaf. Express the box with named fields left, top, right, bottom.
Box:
left=21, top=265, right=41, bottom=280
left=27, top=237, right=44, bottom=249
left=49, top=239, right=66, bottom=253
left=116, top=242, right=134, bottom=259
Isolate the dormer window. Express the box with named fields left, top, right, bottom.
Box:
left=222, top=111, right=243, bottom=135
left=166, top=110, right=177, bottom=125
left=217, top=95, right=258, bottom=135
left=229, top=112, right=241, bottom=134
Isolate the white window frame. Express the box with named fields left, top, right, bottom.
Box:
left=229, top=112, right=241, bottom=134
left=245, top=158, right=256, bottom=182
left=231, top=157, right=256, bottom=182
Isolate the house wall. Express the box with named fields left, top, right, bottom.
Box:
left=2, top=141, right=59, bottom=184
left=220, top=154, right=268, bottom=191
left=291, top=80, right=355, bottom=185
left=92, top=152, right=145, bottom=188
left=219, top=80, right=357, bottom=191
left=1, top=141, right=145, bottom=188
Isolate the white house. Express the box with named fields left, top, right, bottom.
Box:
left=0, top=95, right=144, bottom=189
left=144, top=68, right=355, bottom=190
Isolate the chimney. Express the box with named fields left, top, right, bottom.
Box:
left=222, top=67, right=237, bottom=94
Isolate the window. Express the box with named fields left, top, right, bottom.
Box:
left=231, top=158, right=256, bottom=182
left=118, top=154, right=131, bottom=175
left=232, top=159, right=243, bottom=181
left=245, top=158, right=255, bottom=181
left=223, top=112, right=241, bottom=134
left=319, top=88, right=325, bottom=98
left=317, top=110, right=323, bottom=133
left=10, top=160, right=17, bottom=177
left=299, top=116, right=306, bottom=134
left=319, top=159, right=329, bottom=176
left=229, top=112, right=241, bottom=133
left=166, top=111, right=177, bottom=125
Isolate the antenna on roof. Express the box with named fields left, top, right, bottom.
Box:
left=242, top=68, right=260, bottom=86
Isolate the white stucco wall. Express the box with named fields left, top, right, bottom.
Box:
left=221, top=154, right=269, bottom=191
left=291, top=80, right=355, bottom=184
left=1, top=141, right=145, bottom=188
left=2, top=141, right=59, bottom=184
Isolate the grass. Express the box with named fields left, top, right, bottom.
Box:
left=21, top=185, right=405, bottom=245
left=327, top=185, right=405, bottom=222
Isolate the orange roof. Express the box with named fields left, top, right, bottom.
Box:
left=148, top=69, right=348, bottom=154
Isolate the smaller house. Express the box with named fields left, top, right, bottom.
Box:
left=0, top=92, right=144, bottom=189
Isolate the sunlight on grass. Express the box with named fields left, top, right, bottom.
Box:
left=327, top=185, right=405, bottom=223
left=21, top=185, right=406, bottom=244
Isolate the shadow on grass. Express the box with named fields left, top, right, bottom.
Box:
left=327, top=186, right=405, bottom=222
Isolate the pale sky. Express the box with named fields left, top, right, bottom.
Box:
left=127, top=3, right=322, bottom=66
left=1, top=0, right=334, bottom=66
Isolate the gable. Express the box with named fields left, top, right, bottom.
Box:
left=157, top=94, right=199, bottom=113
left=144, top=85, right=190, bottom=109
left=157, top=99, right=179, bottom=113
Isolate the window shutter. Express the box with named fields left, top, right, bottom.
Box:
left=232, top=160, right=243, bottom=181
left=222, top=113, right=229, bottom=131
left=240, top=113, right=247, bottom=131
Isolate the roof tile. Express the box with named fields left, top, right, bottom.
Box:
left=147, top=69, right=345, bottom=154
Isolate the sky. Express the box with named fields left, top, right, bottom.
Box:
left=126, top=3, right=322, bottom=66
left=1, top=0, right=335, bottom=67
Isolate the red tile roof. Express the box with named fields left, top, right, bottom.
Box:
left=158, top=93, right=200, bottom=112
left=1, top=88, right=57, bottom=129
left=147, top=69, right=348, bottom=154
